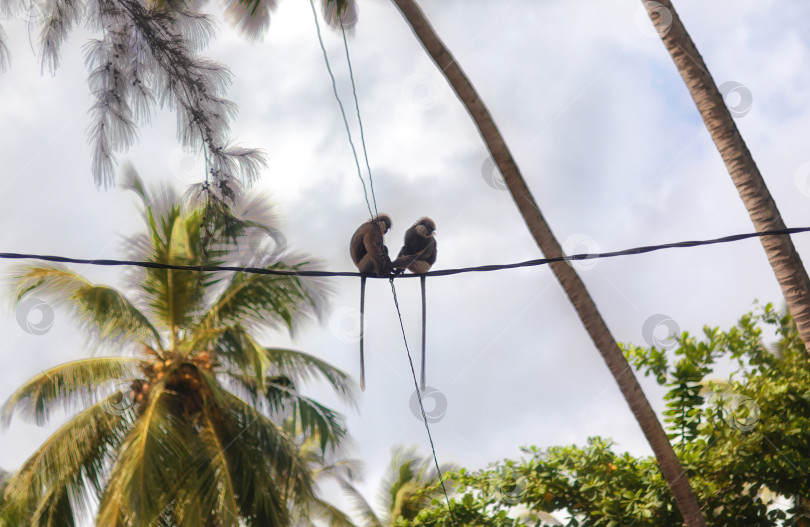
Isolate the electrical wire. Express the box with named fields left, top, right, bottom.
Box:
left=388, top=278, right=455, bottom=520
left=4, top=226, right=809, bottom=278
left=340, top=20, right=378, bottom=217
left=308, top=0, right=375, bottom=220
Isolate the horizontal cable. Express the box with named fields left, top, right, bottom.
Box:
left=1, top=227, right=809, bottom=279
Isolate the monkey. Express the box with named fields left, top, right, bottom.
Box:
left=391, top=217, right=437, bottom=274
left=350, top=214, right=393, bottom=390
left=391, top=217, right=437, bottom=389
left=350, top=214, right=393, bottom=276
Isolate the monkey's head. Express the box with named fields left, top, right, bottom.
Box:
left=414, top=217, right=436, bottom=238
left=374, top=214, right=392, bottom=234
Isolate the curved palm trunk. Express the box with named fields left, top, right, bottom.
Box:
left=643, top=0, right=810, bottom=354
left=389, top=1, right=706, bottom=525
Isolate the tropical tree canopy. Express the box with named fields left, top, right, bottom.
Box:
left=393, top=305, right=810, bottom=526
left=0, top=167, right=357, bottom=526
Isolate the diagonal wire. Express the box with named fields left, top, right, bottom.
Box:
left=309, top=0, right=375, bottom=219
left=388, top=278, right=456, bottom=524
left=340, top=19, right=379, bottom=217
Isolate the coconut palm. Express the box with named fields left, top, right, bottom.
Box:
left=337, top=447, right=455, bottom=526
left=0, top=167, right=356, bottom=526
left=640, top=0, right=810, bottom=354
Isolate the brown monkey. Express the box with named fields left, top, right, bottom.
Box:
left=350, top=214, right=393, bottom=390
left=392, top=217, right=436, bottom=389
left=391, top=217, right=437, bottom=273
left=350, top=213, right=393, bottom=276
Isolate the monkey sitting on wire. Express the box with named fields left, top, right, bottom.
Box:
left=391, top=217, right=437, bottom=389
left=349, top=214, right=393, bottom=390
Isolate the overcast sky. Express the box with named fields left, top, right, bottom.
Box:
left=2, top=0, right=810, bottom=521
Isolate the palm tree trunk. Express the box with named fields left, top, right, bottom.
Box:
left=389, top=1, right=706, bottom=525
left=643, top=0, right=810, bottom=354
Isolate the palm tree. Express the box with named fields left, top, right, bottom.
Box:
left=0, top=167, right=356, bottom=526
left=338, top=447, right=455, bottom=526
left=640, top=0, right=810, bottom=354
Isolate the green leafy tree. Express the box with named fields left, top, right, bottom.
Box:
left=0, top=168, right=356, bottom=526
left=402, top=305, right=810, bottom=526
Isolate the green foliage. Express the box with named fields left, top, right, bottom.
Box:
left=400, top=304, right=810, bottom=526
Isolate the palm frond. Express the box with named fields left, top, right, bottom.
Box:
left=97, top=384, right=191, bottom=526
left=203, top=374, right=306, bottom=524
left=321, top=0, right=358, bottom=32
left=11, top=264, right=161, bottom=347
left=1, top=357, right=142, bottom=426
left=139, top=206, right=205, bottom=334
left=2, top=394, right=132, bottom=527
left=379, top=447, right=457, bottom=523
left=0, top=24, right=10, bottom=72
left=213, top=328, right=355, bottom=407
left=294, top=497, right=357, bottom=527
left=337, top=478, right=384, bottom=527
left=121, top=167, right=215, bottom=332
left=201, top=258, right=330, bottom=335
left=264, top=347, right=356, bottom=404
left=223, top=371, right=348, bottom=453
left=187, top=414, right=241, bottom=527
left=224, top=0, right=277, bottom=41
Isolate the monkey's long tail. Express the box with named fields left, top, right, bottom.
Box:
left=420, top=275, right=427, bottom=390
left=360, top=276, right=366, bottom=391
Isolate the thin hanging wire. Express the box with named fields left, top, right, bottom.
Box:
left=340, top=19, right=378, bottom=217
left=389, top=279, right=456, bottom=524
left=309, top=0, right=375, bottom=219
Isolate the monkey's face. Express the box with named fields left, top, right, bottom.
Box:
left=415, top=219, right=436, bottom=238
left=374, top=214, right=392, bottom=234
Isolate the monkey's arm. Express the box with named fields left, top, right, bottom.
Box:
left=392, top=239, right=436, bottom=270
left=364, top=230, right=391, bottom=277
left=391, top=253, right=418, bottom=270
